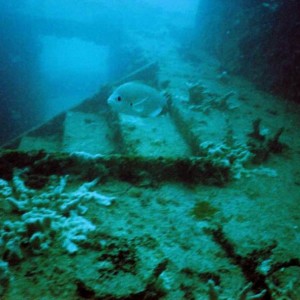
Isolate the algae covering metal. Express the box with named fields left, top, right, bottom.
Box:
left=0, top=151, right=230, bottom=186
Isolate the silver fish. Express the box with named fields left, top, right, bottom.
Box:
left=107, top=82, right=166, bottom=117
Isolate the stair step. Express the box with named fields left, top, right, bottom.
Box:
left=18, top=135, right=61, bottom=152
left=62, top=111, right=114, bottom=154
left=118, top=114, right=191, bottom=157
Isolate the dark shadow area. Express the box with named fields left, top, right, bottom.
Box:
left=192, top=0, right=300, bottom=103
left=0, top=13, right=43, bottom=144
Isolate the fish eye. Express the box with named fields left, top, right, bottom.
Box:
left=117, top=96, right=122, bottom=101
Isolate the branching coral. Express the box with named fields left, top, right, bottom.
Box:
left=186, top=85, right=240, bottom=113
left=247, top=118, right=287, bottom=163
left=199, top=141, right=253, bottom=179
left=0, top=171, right=115, bottom=269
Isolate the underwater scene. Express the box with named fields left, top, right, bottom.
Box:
left=0, top=0, right=300, bottom=299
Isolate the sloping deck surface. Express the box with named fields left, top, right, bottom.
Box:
left=1, top=25, right=300, bottom=300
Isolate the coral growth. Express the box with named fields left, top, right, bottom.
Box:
left=186, top=86, right=240, bottom=114
left=0, top=170, right=116, bottom=289
left=199, top=141, right=252, bottom=180
left=247, top=118, right=286, bottom=163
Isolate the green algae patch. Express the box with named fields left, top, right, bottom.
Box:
left=190, top=201, right=218, bottom=220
